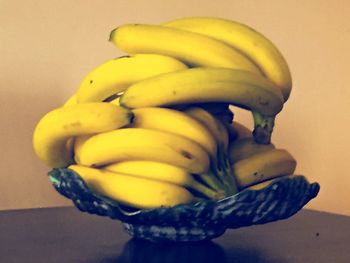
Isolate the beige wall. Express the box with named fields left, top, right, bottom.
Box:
left=1, top=0, right=349, bottom=215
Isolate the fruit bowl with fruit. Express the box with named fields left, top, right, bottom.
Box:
left=33, top=17, right=320, bottom=242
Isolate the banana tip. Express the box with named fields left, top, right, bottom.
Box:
left=108, top=28, right=118, bottom=42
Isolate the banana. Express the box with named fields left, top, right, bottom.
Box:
left=63, top=93, right=78, bottom=107
left=68, top=165, right=195, bottom=209
left=109, top=96, right=121, bottom=106
left=193, top=104, right=235, bottom=142
left=220, top=121, right=238, bottom=145
left=120, top=68, right=283, bottom=116
left=214, top=117, right=231, bottom=153
left=231, top=121, right=252, bottom=139
left=232, top=148, right=297, bottom=189
left=194, top=103, right=231, bottom=115
left=246, top=175, right=293, bottom=191
left=121, top=107, right=226, bottom=195
left=164, top=16, right=292, bottom=101
left=192, top=103, right=234, bottom=126
left=104, top=161, right=221, bottom=200
left=74, top=128, right=210, bottom=174
left=109, top=24, right=261, bottom=74
left=213, top=110, right=234, bottom=125
left=120, top=67, right=284, bottom=143
left=184, top=107, right=228, bottom=151
left=76, top=54, right=188, bottom=103
left=33, top=103, right=133, bottom=168
left=73, top=134, right=92, bottom=163
left=183, top=107, right=238, bottom=194
left=129, top=107, right=217, bottom=157
left=63, top=93, right=78, bottom=153
left=229, top=137, right=275, bottom=164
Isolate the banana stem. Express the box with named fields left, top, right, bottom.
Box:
left=252, top=111, right=276, bottom=144
left=222, top=152, right=239, bottom=194
left=192, top=143, right=239, bottom=199
left=213, top=144, right=239, bottom=195
left=190, top=180, right=225, bottom=200
left=197, top=171, right=226, bottom=193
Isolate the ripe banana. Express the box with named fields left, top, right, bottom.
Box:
left=183, top=106, right=238, bottom=194
left=213, top=109, right=234, bottom=125
left=231, top=121, right=252, bottom=139
left=63, top=93, right=78, bottom=153
left=194, top=104, right=235, bottom=143
left=232, top=148, right=297, bottom=189
left=120, top=67, right=284, bottom=116
left=109, top=24, right=261, bottom=74
left=246, top=175, right=293, bottom=190
left=74, top=128, right=210, bottom=174
left=214, top=118, right=231, bottom=154
left=68, top=165, right=195, bottom=209
left=76, top=54, right=187, bottom=103
left=229, top=137, right=275, bottom=164
left=120, top=67, right=283, bottom=144
left=193, top=103, right=231, bottom=115
left=164, top=16, right=292, bottom=101
left=129, top=107, right=217, bottom=157
left=109, top=96, right=121, bottom=106
left=125, top=106, right=226, bottom=194
left=73, top=134, right=92, bottom=163
left=184, top=106, right=228, bottom=150
left=63, top=93, right=77, bottom=107
left=33, top=103, right=133, bottom=168
left=104, top=161, right=221, bottom=200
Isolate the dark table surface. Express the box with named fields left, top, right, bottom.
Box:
left=0, top=207, right=349, bottom=263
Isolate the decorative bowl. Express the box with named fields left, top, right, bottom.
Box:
left=49, top=168, right=320, bottom=242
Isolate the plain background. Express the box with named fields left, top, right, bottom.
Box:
left=1, top=0, right=349, bottom=216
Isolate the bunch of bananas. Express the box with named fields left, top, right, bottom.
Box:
left=33, top=17, right=298, bottom=210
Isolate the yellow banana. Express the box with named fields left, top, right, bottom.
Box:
left=120, top=68, right=283, bottom=143
left=246, top=175, right=293, bottom=191
left=164, top=16, right=292, bottom=101
left=68, top=165, right=195, bottom=209
left=116, top=107, right=226, bottom=195
left=184, top=106, right=228, bottom=150
left=104, top=161, right=221, bottom=200
left=214, top=117, right=230, bottom=153
left=231, top=121, right=252, bottom=139
left=63, top=93, right=78, bottom=107
left=33, top=103, right=133, bottom=168
left=213, top=109, right=234, bottom=125
left=109, top=24, right=261, bottom=74
left=183, top=107, right=238, bottom=194
left=73, top=134, right=93, bottom=163
left=232, top=149, right=297, bottom=189
left=229, top=137, right=275, bottom=164
left=193, top=103, right=231, bottom=115
left=109, top=96, right=121, bottom=106
left=193, top=103, right=234, bottom=130
left=120, top=68, right=283, bottom=116
left=74, top=128, right=210, bottom=174
left=193, top=104, right=235, bottom=143
left=62, top=93, right=78, bottom=153
left=76, top=54, right=187, bottom=103
left=129, top=107, right=217, bottom=157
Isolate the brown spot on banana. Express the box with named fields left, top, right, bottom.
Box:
left=180, top=150, right=193, bottom=160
